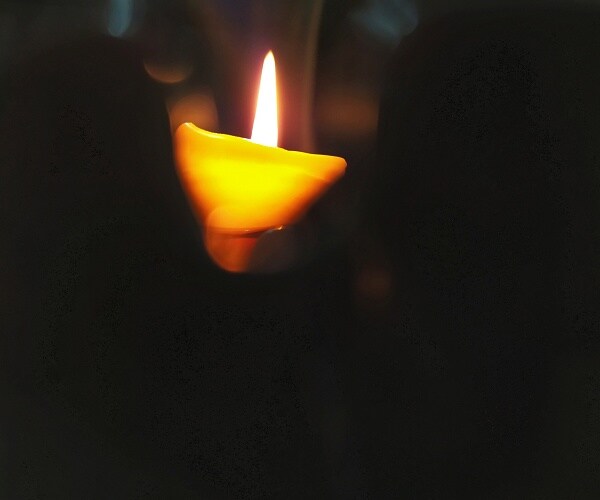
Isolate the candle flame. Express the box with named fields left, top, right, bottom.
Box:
left=251, top=51, right=278, bottom=147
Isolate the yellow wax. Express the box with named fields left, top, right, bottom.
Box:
left=174, top=123, right=346, bottom=232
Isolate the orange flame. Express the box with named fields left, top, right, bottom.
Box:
left=250, top=51, right=278, bottom=147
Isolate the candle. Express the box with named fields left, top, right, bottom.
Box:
left=174, top=51, right=346, bottom=272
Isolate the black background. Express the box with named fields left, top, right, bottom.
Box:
left=2, top=1, right=600, bottom=498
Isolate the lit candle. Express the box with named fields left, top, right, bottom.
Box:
left=174, top=51, right=346, bottom=272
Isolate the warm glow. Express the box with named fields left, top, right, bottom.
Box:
left=174, top=124, right=345, bottom=231
left=251, top=51, right=278, bottom=147
left=174, top=123, right=346, bottom=271
left=172, top=50, right=346, bottom=272
left=144, top=59, right=193, bottom=84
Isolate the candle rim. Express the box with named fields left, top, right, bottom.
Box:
left=177, top=122, right=347, bottom=166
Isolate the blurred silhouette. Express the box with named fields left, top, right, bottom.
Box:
left=347, top=4, right=600, bottom=497
left=0, top=35, right=339, bottom=498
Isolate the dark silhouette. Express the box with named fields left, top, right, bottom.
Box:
left=0, top=36, right=335, bottom=498
left=350, top=5, right=600, bottom=497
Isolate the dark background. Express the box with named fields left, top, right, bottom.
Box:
left=2, top=1, right=600, bottom=498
